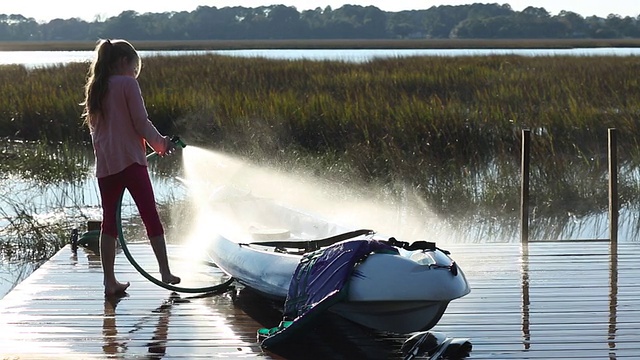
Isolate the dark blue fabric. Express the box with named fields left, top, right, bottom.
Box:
left=283, top=239, right=398, bottom=319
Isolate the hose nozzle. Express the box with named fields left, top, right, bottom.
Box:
left=170, top=135, right=187, bottom=148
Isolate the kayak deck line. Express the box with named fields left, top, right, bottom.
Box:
left=242, top=229, right=374, bottom=253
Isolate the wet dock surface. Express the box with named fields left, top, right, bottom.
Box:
left=0, top=241, right=639, bottom=359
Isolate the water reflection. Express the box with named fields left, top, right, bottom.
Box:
left=102, top=295, right=128, bottom=355
left=229, top=287, right=416, bottom=359
left=520, top=242, right=531, bottom=350
left=608, top=240, right=618, bottom=354
left=97, top=287, right=467, bottom=359
left=146, top=296, right=174, bottom=357
left=102, top=292, right=189, bottom=359
left=517, top=240, right=621, bottom=355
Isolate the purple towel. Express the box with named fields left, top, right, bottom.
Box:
left=284, top=239, right=398, bottom=319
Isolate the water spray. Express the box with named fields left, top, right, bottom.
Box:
left=76, top=135, right=234, bottom=294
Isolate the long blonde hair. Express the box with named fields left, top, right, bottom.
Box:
left=81, top=39, right=142, bottom=128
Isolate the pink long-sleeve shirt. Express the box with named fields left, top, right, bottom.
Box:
left=90, top=75, right=170, bottom=178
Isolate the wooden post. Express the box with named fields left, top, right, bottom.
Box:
left=608, top=128, right=618, bottom=245
left=520, top=129, right=531, bottom=244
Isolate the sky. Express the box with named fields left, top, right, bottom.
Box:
left=2, top=1, right=638, bottom=23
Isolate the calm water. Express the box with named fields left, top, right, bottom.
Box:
left=2, top=47, right=640, bottom=68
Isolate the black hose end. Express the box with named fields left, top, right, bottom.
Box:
left=170, top=136, right=187, bottom=148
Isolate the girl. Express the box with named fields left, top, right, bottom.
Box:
left=82, top=39, right=180, bottom=296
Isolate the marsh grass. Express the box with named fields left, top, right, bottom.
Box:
left=0, top=140, right=94, bottom=261
left=0, top=138, right=189, bottom=262
left=3, top=54, right=639, bottom=161
left=0, top=139, right=92, bottom=183
left=1, top=53, right=640, bottom=239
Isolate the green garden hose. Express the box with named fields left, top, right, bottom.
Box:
left=78, top=136, right=234, bottom=294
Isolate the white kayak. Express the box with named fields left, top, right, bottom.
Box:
left=201, top=188, right=470, bottom=334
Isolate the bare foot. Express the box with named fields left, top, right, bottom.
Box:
left=104, top=281, right=130, bottom=296
left=162, top=274, right=181, bottom=285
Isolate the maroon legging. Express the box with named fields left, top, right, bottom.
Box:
left=98, top=163, right=164, bottom=239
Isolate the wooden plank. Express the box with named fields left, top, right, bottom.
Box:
left=1, top=242, right=640, bottom=359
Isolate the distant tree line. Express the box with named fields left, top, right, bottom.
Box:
left=1, top=3, right=639, bottom=41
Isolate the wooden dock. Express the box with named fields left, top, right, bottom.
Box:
left=1, top=241, right=639, bottom=359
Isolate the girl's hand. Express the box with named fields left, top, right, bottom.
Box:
left=158, top=138, right=175, bottom=157
left=163, top=142, right=176, bottom=156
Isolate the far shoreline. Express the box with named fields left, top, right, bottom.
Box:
left=3, top=38, right=640, bottom=51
